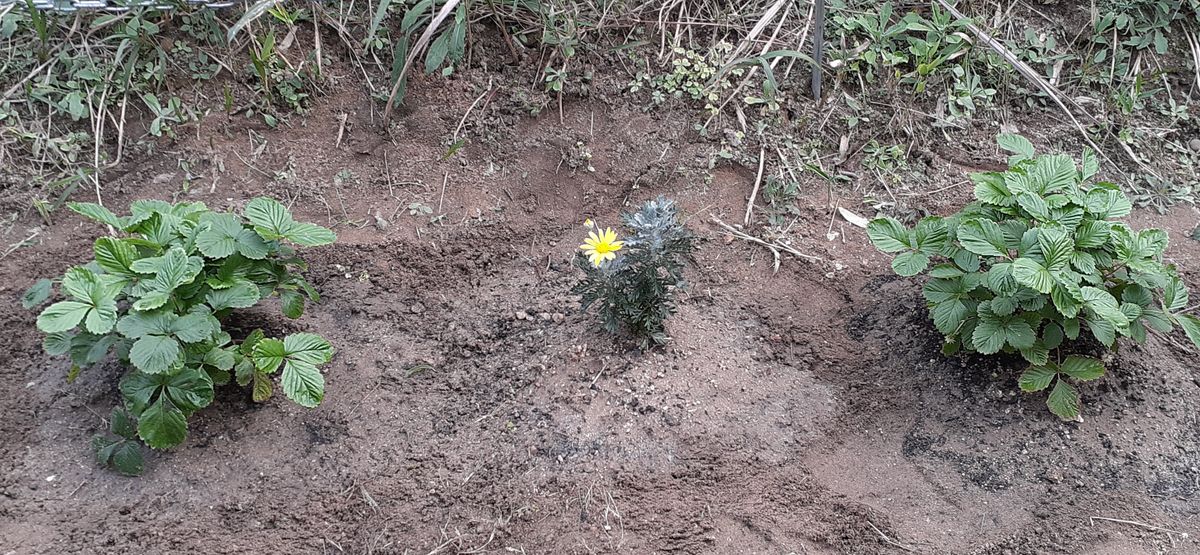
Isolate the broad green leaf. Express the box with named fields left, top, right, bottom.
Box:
left=1080, top=148, right=1100, bottom=181
left=245, top=197, right=337, bottom=247
left=163, top=367, right=215, bottom=412
left=929, top=264, right=964, bottom=278
left=280, top=290, right=305, bottom=319
left=129, top=335, right=181, bottom=374
left=1012, top=257, right=1055, bottom=294
left=1019, top=364, right=1057, bottom=392
left=137, top=396, right=187, bottom=449
left=1019, top=341, right=1049, bottom=365
left=44, top=332, right=74, bottom=356
left=1084, top=187, right=1132, bottom=219
left=282, top=333, right=334, bottom=365
left=22, top=278, right=53, bottom=309
left=37, top=301, right=91, bottom=333
left=1051, top=280, right=1084, bottom=318
left=913, top=218, right=948, bottom=254
left=930, top=299, right=969, bottom=335
left=972, top=172, right=1014, bottom=206
left=68, top=202, right=125, bottom=229
left=867, top=217, right=911, bottom=252
left=251, top=338, right=287, bottom=374
left=1042, top=322, right=1064, bottom=349
left=172, top=312, right=213, bottom=343
left=892, top=251, right=929, bottom=276
left=70, top=333, right=118, bottom=366
left=1178, top=314, right=1200, bottom=350
left=1060, top=356, right=1104, bottom=381
left=1086, top=317, right=1117, bottom=347
left=129, top=247, right=204, bottom=311
left=973, top=301, right=1036, bottom=353
left=206, top=281, right=261, bottom=311
left=957, top=219, right=1009, bottom=257
left=116, top=310, right=175, bottom=338
left=110, top=407, right=138, bottom=439
left=1163, top=277, right=1189, bottom=312
left=281, top=360, right=325, bottom=408
left=1080, top=286, right=1129, bottom=328
left=1016, top=192, right=1050, bottom=221
left=282, top=221, right=337, bottom=247
left=1030, top=154, right=1078, bottom=195
left=195, top=213, right=244, bottom=258
left=204, top=347, right=236, bottom=372
left=1046, top=379, right=1081, bottom=420
left=94, top=238, right=139, bottom=276
left=1037, top=228, right=1073, bottom=272
left=996, top=133, right=1035, bottom=164
left=109, top=441, right=144, bottom=476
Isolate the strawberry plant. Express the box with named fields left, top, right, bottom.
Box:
left=25, top=198, right=336, bottom=472
left=868, top=135, right=1200, bottom=420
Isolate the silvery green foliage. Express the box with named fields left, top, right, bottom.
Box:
left=26, top=198, right=335, bottom=465
left=868, top=135, right=1200, bottom=421
left=573, top=197, right=697, bottom=348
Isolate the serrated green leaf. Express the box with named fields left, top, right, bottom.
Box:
left=251, top=338, right=286, bottom=374
left=1060, top=356, right=1104, bottom=381
left=1019, top=341, right=1050, bottom=365
left=891, top=250, right=929, bottom=276
left=972, top=172, right=1014, bottom=206
left=958, top=219, right=1009, bottom=258
left=137, top=396, right=187, bottom=449
left=1046, top=379, right=1081, bottom=420
left=109, top=441, right=144, bottom=476
left=1084, top=187, right=1132, bottom=219
left=1178, top=314, right=1200, bottom=350
left=996, top=133, right=1035, bottom=164
left=1080, top=286, right=1129, bottom=328
left=929, top=264, right=964, bottom=278
left=1037, top=228, right=1073, bottom=272
left=129, top=335, right=181, bottom=374
left=172, top=312, right=213, bottom=343
left=44, top=331, right=73, bottom=356
left=1081, top=148, right=1100, bottom=181
left=1163, top=277, right=1189, bottom=312
left=1019, top=364, right=1057, bottom=392
left=110, top=407, right=137, bottom=439
left=69, top=202, right=125, bottom=229
left=1016, top=192, right=1050, bottom=221
left=281, top=360, right=325, bottom=408
left=913, top=218, right=948, bottom=254
left=1042, top=322, right=1064, bottom=349
left=1086, top=317, right=1117, bottom=347
left=94, top=238, right=139, bottom=276
left=22, top=278, right=53, bottom=309
left=116, top=310, right=175, bottom=338
left=195, top=213, right=244, bottom=258
left=280, top=290, right=305, bottom=319
left=1012, top=257, right=1055, bottom=294
left=37, top=301, right=91, bottom=333
left=245, top=197, right=337, bottom=247
left=129, top=247, right=203, bottom=311
left=867, top=217, right=911, bottom=252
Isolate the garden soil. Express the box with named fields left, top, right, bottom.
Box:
left=1, top=66, right=1199, bottom=555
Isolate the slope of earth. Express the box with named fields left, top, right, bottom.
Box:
left=1, top=73, right=1199, bottom=554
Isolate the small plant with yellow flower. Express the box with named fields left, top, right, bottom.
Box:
left=573, top=197, right=696, bottom=347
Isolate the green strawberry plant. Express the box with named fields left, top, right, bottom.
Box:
left=867, top=134, right=1200, bottom=421
left=25, top=198, right=336, bottom=472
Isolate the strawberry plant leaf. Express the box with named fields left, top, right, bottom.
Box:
left=866, top=217, right=911, bottom=252
left=1019, top=364, right=1057, bottom=392
left=137, top=396, right=187, bottom=449
left=69, top=202, right=126, bottom=229
left=1046, top=379, right=1081, bottom=420
left=957, top=219, right=1009, bottom=257
left=129, top=335, right=181, bottom=374
left=996, top=133, right=1035, bottom=164
left=891, top=250, right=929, bottom=277
left=37, top=301, right=92, bottom=333
left=1178, top=314, right=1200, bottom=350
left=1060, top=356, right=1104, bottom=381
left=22, top=278, right=53, bottom=309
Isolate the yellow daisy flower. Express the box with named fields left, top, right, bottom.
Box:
left=580, top=226, right=624, bottom=267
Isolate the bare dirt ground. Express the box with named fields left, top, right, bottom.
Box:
left=2, top=61, right=1200, bottom=554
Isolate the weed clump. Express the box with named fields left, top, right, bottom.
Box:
left=867, top=134, right=1200, bottom=421
left=573, top=197, right=697, bottom=348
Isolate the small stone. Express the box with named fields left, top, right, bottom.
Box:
left=374, top=212, right=390, bottom=231
left=1189, top=138, right=1200, bottom=152
left=410, top=303, right=424, bottom=314
left=538, top=312, right=552, bottom=321
left=515, top=311, right=529, bottom=320
left=552, top=313, right=565, bottom=323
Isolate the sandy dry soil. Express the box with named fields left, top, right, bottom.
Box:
left=1, top=67, right=1199, bottom=554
